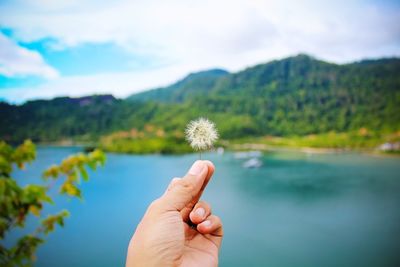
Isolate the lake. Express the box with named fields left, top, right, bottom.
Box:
left=8, top=147, right=400, bottom=267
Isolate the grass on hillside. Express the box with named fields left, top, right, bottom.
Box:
left=98, top=127, right=400, bottom=154
left=98, top=127, right=192, bottom=154
left=232, top=129, right=400, bottom=150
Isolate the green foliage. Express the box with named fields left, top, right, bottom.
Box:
left=0, top=140, right=106, bottom=266
left=234, top=130, right=400, bottom=150
left=128, top=69, right=230, bottom=103
left=0, top=55, right=399, bottom=150
left=41, top=210, right=70, bottom=234
left=3, top=235, right=44, bottom=267
left=0, top=140, right=35, bottom=177
left=43, top=149, right=106, bottom=198
left=100, top=136, right=192, bottom=154
left=99, top=127, right=192, bottom=154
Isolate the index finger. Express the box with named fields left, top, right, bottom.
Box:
left=160, top=160, right=214, bottom=214
left=180, top=160, right=214, bottom=221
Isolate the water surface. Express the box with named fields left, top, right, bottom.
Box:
left=8, top=147, right=400, bottom=266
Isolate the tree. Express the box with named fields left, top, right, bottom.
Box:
left=0, top=140, right=106, bottom=266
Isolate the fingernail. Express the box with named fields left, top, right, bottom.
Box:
left=195, top=208, right=205, bottom=218
left=189, top=161, right=205, bottom=175
left=202, top=220, right=211, bottom=227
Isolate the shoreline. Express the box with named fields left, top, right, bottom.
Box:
left=230, top=143, right=400, bottom=157
left=35, top=141, right=400, bottom=158
left=230, top=143, right=345, bottom=154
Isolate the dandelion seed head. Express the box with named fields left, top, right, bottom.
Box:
left=185, top=117, right=218, bottom=151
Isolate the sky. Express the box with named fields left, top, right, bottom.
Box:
left=0, top=0, right=399, bottom=103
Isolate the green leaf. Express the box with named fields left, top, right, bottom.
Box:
left=41, top=210, right=70, bottom=234
left=79, top=166, right=89, bottom=182
left=42, top=165, right=59, bottom=180
left=0, top=140, right=106, bottom=266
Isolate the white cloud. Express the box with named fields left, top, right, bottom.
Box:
left=0, top=0, right=399, bottom=102
left=0, top=63, right=200, bottom=103
left=0, top=33, right=59, bottom=79
left=2, top=0, right=398, bottom=65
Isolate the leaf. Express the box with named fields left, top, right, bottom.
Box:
left=28, top=205, right=41, bottom=217
left=42, top=165, right=59, bottom=180
left=79, top=166, right=89, bottom=182
left=12, top=140, right=36, bottom=170
left=11, top=235, right=44, bottom=264
left=59, top=182, right=81, bottom=198
left=0, top=140, right=106, bottom=266
left=41, top=210, right=70, bottom=234
left=0, top=155, right=12, bottom=177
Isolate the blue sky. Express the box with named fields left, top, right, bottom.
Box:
left=1, top=0, right=400, bottom=103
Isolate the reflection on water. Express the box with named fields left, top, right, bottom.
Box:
left=6, top=148, right=400, bottom=267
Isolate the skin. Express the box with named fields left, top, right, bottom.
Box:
left=126, top=160, right=223, bottom=267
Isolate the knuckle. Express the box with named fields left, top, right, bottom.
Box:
left=171, top=179, right=197, bottom=204
left=168, top=177, right=181, bottom=190
left=148, top=198, right=162, bottom=210
left=179, top=179, right=195, bottom=192
left=171, top=177, right=181, bottom=183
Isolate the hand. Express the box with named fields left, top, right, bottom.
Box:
left=126, top=160, right=223, bottom=267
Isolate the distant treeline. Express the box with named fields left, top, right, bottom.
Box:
left=1, top=54, right=399, bottom=144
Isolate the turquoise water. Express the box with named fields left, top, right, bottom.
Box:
left=7, top=147, right=400, bottom=267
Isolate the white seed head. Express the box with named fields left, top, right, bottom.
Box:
left=185, top=117, right=218, bottom=151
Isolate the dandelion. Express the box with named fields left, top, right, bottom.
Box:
left=185, top=117, right=218, bottom=158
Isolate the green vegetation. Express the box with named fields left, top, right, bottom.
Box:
left=128, top=69, right=229, bottom=103
left=99, top=127, right=192, bottom=154
left=232, top=130, right=400, bottom=150
left=0, top=140, right=106, bottom=266
left=0, top=54, right=399, bottom=153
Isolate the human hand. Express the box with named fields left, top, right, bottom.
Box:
left=126, top=160, right=223, bottom=267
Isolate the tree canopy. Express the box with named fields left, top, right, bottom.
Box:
left=1, top=54, right=399, bottom=143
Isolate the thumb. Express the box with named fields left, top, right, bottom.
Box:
left=160, top=160, right=210, bottom=212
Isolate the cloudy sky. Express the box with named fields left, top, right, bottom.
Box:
left=1, top=0, right=399, bottom=103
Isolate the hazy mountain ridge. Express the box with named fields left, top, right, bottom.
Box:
left=128, top=68, right=229, bottom=103
left=1, top=54, right=399, bottom=143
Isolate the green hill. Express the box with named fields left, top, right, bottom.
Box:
left=128, top=68, right=229, bottom=103
left=127, top=54, right=400, bottom=137
left=0, top=95, right=133, bottom=143
left=1, top=54, right=399, bottom=149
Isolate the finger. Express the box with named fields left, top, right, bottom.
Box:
left=199, top=160, right=214, bottom=193
left=189, top=201, right=211, bottom=224
left=180, top=160, right=214, bottom=220
left=197, top=215, right=224, bottom=248
left=161, top=160, right=211, bottom=212
left=163, top=177, right=181, bottom=195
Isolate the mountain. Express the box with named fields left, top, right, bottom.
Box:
left=0, top=95, right=128, bottom=142
left=128, top=68, right=229, bottom=103
left=128, top=54, right=400, bottom=137
left=1, top=54, right=399, bottom=143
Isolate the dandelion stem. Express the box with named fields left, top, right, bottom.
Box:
left=199, top=151, right=202, bottom=160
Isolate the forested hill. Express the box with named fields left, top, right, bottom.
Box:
left=128, top=68, right=230, bottom=103
left=127, top=54, right=400, bottom=137
left=1, top=54, right=399, bottom=143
